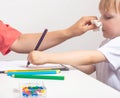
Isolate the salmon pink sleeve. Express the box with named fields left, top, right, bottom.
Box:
left=0, top=20, right=22, bottom=55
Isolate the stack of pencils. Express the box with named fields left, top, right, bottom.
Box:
left=0, top=69, right=64, bottom=80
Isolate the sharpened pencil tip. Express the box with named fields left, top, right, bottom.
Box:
left=26, top=61, right=30, bottom=67
left=0, top=71, right=5, bottom=73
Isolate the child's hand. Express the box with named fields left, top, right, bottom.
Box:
left=27, top=51, right=48, bottom=65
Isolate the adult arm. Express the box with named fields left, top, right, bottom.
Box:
left=11, top=16, right=97, bottom=53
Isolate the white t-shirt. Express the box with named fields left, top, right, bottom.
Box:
left=96, top=36, right=120, bottom=91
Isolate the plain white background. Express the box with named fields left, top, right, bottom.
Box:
left=0, top=0, right=104, bottom=60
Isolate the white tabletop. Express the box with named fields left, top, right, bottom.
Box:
left=0, top=60, right=120, bottom=98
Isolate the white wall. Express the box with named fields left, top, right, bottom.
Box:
left=0, top=0, right=104, bottom=61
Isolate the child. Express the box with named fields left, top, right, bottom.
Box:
left=0, top=16, right=96, bottom=55
left=28, top=0, right=120, bottom=91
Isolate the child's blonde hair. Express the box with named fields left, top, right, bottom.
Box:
left=99, top=0, right=120, bottom=13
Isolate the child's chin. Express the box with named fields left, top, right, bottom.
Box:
left=103, top=33, right=108, bottom=38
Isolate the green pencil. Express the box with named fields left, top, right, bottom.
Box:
left=12, top=74, right=64, bottom=80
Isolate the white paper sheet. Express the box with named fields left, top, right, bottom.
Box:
left=0, top=60, right=68, bottom=71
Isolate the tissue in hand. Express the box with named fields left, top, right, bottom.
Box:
left=91, top=20, right=102, bottom=31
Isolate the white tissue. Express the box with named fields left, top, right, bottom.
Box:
left=91, top=20, right=102, bottom=31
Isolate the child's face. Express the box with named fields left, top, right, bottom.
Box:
left=100, top=10, right=120, bottom=39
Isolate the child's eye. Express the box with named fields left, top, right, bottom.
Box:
left=104, top=16, right=112, bottom=19
left=103, top=15, right=113, bottom=20
left=100, top=15, right=113, bottom=20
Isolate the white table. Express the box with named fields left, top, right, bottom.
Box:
left=0, top=61, right=120, bottom=98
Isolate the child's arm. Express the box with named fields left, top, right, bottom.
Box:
left=10, top=16, right=97, bottom=53
left=27, top=50, right=106, bottom=66
left=73, top=64, right=96, bottom=74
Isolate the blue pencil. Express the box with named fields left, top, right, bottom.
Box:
left=7, top=70, right=60, bottom=76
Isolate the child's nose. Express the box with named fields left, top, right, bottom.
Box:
left=99, top=17, right=103, bottom=23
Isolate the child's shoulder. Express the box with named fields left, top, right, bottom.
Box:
left=100, top=36, right=120, bottom=47
left=102, top=36, right=120, bottom=45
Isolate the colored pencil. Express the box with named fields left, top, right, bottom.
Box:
left=12, top=74, right=65, bottom=80
left=7, top=70, right=60, bottom=76
left=26, top=29, right=48, bottom=67
left=0, top=65, right=69, bottom=74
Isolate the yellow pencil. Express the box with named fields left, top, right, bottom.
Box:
left=0, top=69, right=61, bottom=73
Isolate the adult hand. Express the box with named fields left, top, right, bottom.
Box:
left=66, top=16, right=97, bottom=37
